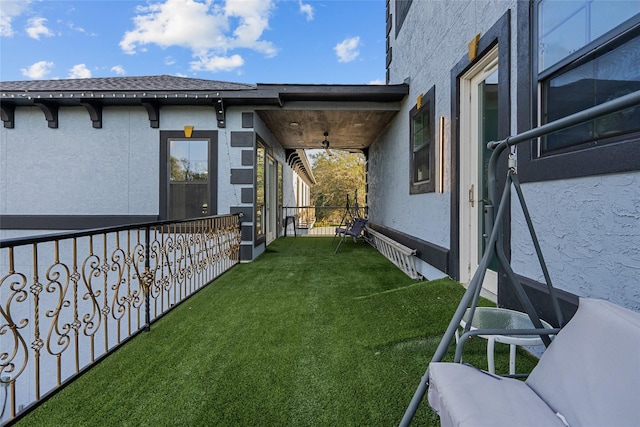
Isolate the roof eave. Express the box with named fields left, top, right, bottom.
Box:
left=256, top=83, right=409, bottom=103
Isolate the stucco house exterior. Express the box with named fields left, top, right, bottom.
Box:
left=2, top=0, right=639, bottom=319
left=371, top=0, right=639, bottom=317
left=0, top=76, right=407, bottom=261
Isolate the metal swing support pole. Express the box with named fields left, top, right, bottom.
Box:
left=485, top=89, right=640, bottom=331
left=399, top=166, right=512, bottom=427
left=399, top=89, right=640, bottom=426
left=332, top=194, right=352, bottom=244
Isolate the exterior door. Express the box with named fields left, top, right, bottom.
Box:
left=265, top=156, right=278, bottom=243
left=459, top=47, right=499, bottom=296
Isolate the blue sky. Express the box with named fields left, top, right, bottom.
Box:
left=0, top=0, right=387, bottom=85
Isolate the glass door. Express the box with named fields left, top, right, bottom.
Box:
left=459, top=47, right=499, bottom=296
left=265, top=156, right=278, bottom=244
left=478, top=67, right=499, bottom=274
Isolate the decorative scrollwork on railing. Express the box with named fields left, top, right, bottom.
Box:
left=80, top=252, right=103, bottom=360
left=0, top=270, right=29, bottom=385
left=110, top=247, right=127, bottom=322
left=130, top=238, right=146, bottom=310
left=44, top=259, right=73, bottom=372
left=0, top=214, right=241, bottom=422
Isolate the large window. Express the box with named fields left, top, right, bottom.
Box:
left=410, top=85, right=435, bottom=194
left=169, top=140, right=209, bottom=219
left=159, top=130, right=217, bottom=220
left=536, top=1, right=640, bottom=157
left=538, top=0, right=639, bottom=73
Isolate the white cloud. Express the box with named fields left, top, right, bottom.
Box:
left=111, top=65, right=126, bottom=75
left=67, top=21, right=95, bottom=36
left=21, top=60, right=54, bottom=79
left=68, top=64, right=92, bottom=79
left=26, top=17, right=55, bottom=40
left=190, top=54, right=244, bottom=72
left=298, top=1, right=313, bottom=21
left=120, top=0, right=276, bottom=74
left=1, top=0, right=31, bottom=37
left=224, top=0, right=276, bottom=55
left=369, top=79, right=384, bottom=85
left=120, top=0, right=228, bottom=54
left=334, top=36, right=360, bottom=63
left=164, top=56, right=176, bottom=65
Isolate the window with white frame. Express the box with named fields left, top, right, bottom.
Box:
left=536, top=1, right=640, bottom=157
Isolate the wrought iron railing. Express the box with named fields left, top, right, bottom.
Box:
left=281, top=206, right=368, bottom=236
left=0, top=214, right=241, bottom=424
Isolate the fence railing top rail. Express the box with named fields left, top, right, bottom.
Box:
left=0, top=213, right=242, bottom=249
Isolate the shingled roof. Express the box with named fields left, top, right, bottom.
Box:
left=0, top=75, right=256, bottom=92
left=1, top=75, right=409, bottom=151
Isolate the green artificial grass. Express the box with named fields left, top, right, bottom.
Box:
left=17, top=237, right=539, bottom=426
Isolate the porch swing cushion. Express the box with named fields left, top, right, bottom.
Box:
left=428, top=298, right=640, bottom=427
left=428, top=363, right=566, bottom=427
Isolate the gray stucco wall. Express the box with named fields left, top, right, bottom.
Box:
left=216, top=106, right=250, bottom=216
left=370, top=0, right=517, bottom=277
left=376, top=0, right=639, bottom=311
left=220, top=108, right=302, bottom=260
left=1, top=104, right=300, bottom=262
left=0, top=103, right=297, bottom=219
left=0, top=105, right=230, bottom=217
left=1, top=106, right=159, bottom=215
left=511, top=172, right=640, bottom=311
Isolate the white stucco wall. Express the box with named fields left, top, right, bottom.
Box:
left=0, top=106, right=159, bottom=215
left=215, top=107, right=248, bottom=215
left=0, top=105, right=240, bottom=217
left=253, top=110, right=305, bottom=215
left=1, top=102, right=303, bottom=265
left=511, top=172, right=640, bottom=311
left=0, top=104, right=297, bottom=218
left=370, top=0, right=517, bottom=268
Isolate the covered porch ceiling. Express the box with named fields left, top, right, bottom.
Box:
left=254, top=84, right=409, bottom=152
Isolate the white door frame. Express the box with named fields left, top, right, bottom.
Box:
left=459, top=46, right=499, bottom=296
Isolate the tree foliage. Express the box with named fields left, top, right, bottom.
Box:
left=170, top=156, right=208, bottom=181
left=310, top=151, right=366, bottom=223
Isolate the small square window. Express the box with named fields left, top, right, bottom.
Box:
left=410, top=85, right=436, bottom=194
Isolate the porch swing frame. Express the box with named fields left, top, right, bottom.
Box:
left=400, top=89, right=640, bottom=426
left=332, top=189, right=364, bottom=244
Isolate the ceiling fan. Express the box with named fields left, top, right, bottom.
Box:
left=321, top=131, right=333, bottom=156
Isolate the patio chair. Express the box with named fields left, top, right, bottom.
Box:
left=334, top=217, right=368, bottom=253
